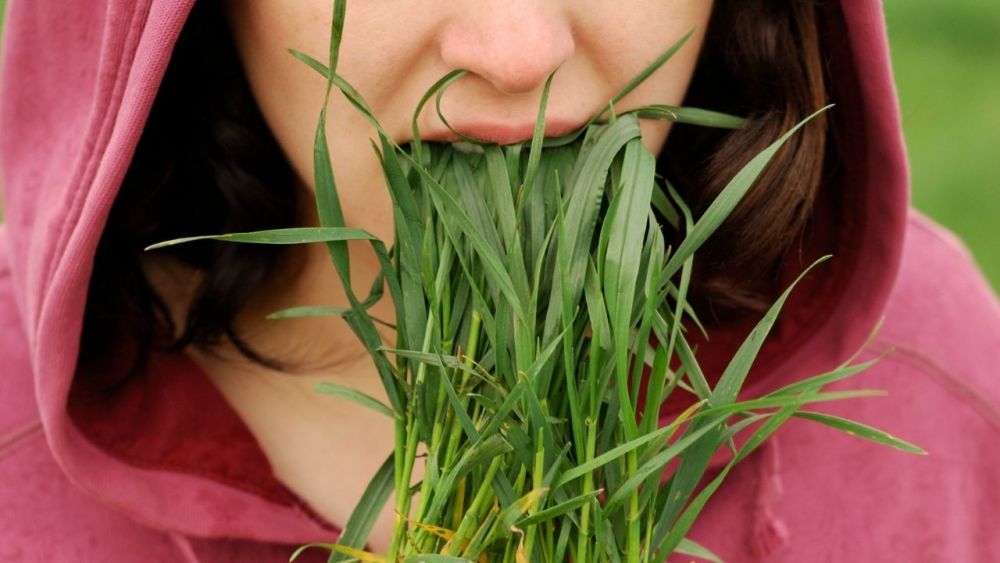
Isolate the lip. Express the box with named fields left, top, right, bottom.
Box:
left=419, top=118, right=586, bottom=145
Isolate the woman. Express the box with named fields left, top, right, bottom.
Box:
left=1, top=0, right=998, bottom=560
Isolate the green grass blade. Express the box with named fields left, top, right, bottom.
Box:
left=668, top=321, right=713, bottom=399
left=604, top=414, right=729, bottom=512
left=514, top=489, right=603, bottom=528
left=483, top=146, right=518, bottom=251
left=326, top=452, right=396, bottom=562
left=314, top=381, right=395, bottom=418
left=420, top=159, right=526, bottom=319
left=696, top=389, right=886, bottom=420
left=447, top=153, right=505, bottom=263
left=623, top=104, right=745, bottom=129
left=287, top=48, right=330, bottom=79
left=764, top=357, right=881, bottom=397
left=267, top=305, right=355, bottom=319
left=652, top=402, right=803, bottom=561
left=595, top=29, right=695, bottom=121
left=792, top=411, right=927, bottom=455
left=425, top=435, right=512, bottom=523
left=543, top=116, right=641, bottom=341
left=326, top=0, right=346, bottom=76
left=662, top=105, right=833, bottom=280
left=404, top=556, right=474, bottom=563
left=410, top=69, right=466, bottom=163
left=603, top=138, right=657, bottom=439
left=313, top=107, right=352, bottom=282
left=378, top=348, right=485, bottom=391
left=522, top=71, right=557, bottom=193
left=375, top=136, right=427, bottom=353
left=266, top=306, right=396, bottom=331
left=145, top=227, right=375, bottom=250
left=674, top=537, right=723, bottom=563
left=710, top=256, right=831, bottom=408
left=555, top=411, right=716, bottom=489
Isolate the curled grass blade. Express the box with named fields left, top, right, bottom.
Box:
left=622, top=104, right=745, bottom=129
left=410, top=69, right=467, bottom=163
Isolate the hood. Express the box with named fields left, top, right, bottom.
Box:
left=0, top=0, right=335, bottom=545
left=0, top=0, right=908, bottom=551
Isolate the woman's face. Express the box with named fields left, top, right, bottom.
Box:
left=224, top=1, right=713, bottom=244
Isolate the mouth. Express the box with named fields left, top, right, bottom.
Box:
left=418, top=118, right=588, bottom=146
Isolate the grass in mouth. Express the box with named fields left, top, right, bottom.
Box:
left=149, top=1, right=925, bottom=561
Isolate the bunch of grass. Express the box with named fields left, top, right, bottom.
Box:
left=150, top=2, right=924, bottom=561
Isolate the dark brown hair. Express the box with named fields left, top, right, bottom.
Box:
left=662, top=0, right=829, bottom=318
left=79, top=0, right=301, bottom=375
left=79, top=0, right=829, bottom=374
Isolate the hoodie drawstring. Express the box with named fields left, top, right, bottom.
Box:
left=749, top=436, right=789, bottom=558
left=170, top=533, right=201, bottom=563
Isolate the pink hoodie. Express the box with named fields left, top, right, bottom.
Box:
left=1, top=1, right=998, bottom=561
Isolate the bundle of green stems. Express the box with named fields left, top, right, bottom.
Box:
left=150, top=2, right=923, bottom=561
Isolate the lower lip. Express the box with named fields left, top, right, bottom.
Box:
left=424, top=120, right=583, bottom=145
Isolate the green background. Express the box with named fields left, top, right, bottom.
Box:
left=0, top=0, right=998, bottom=288
left=883, top=0, right=1000, bottom=289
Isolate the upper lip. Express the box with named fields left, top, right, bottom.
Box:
left=418, top=118, right=587, bottom=145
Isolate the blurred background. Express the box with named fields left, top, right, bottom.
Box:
left=884, top=0, right=1000, bottom=289
left=0, top=1, right=997, bottom=289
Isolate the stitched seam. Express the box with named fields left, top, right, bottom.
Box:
left=34, top=1, right=138, bottom=330
left=0, top=419, right=44, bottom=459
left=873, top=340, right=1000, bottom=433
left=35, top=0, right=150, bottom=345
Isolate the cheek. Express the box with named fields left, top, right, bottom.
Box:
left=226, top=2, right=328, bottom=183
left=603, top=2, right=713, bottom=155
left=227, top=1, right=399, bottom=241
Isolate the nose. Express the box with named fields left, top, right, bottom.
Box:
left=438, top=3, right=575, bottom=95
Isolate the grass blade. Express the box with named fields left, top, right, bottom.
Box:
left=623, top=104, right=745, bottom=129
left=314, top=382, right=395, bottom=419
left=674, top=537, right=723, bottom=563
left=144, top=227, right=375, bottom=250
left=792, top=411, right=927, bottom=455
left=327, top=453, right=396, bottom=562
left=663, top=106, right=833, bottom=280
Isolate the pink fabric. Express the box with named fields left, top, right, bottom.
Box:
left=1, top=1, right=998, bottom=561
left=673, top=213, right=1000, bottom=561
left=0, top=0, right=337, bottom=551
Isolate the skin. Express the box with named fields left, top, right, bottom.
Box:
left=194, top=0, right=713, bottom=553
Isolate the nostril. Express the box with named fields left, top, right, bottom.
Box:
left=438, top=9, right=575, bottom=95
